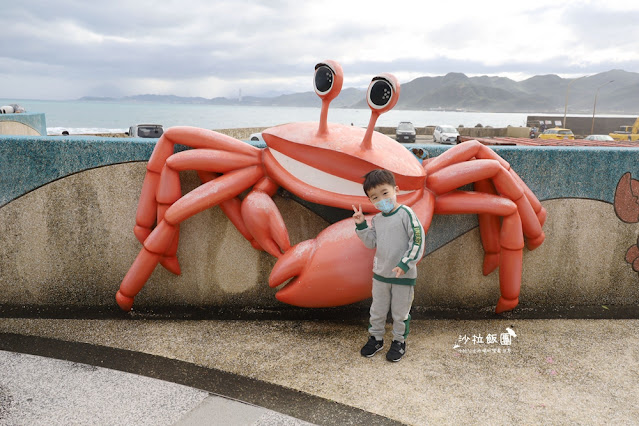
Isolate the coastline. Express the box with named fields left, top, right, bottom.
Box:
left=70, top=125, right=530, bottom=140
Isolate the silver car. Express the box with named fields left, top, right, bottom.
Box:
left=585, top=134, right=614, bottom=141
left=433, top=125, right=460, bottom=144
left=128, top=124, right=163, bottom=138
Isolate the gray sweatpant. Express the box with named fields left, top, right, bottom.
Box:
left=368, top=278, right=415, bottom=343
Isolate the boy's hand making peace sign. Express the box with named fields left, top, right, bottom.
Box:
left=352, top=204, right=365, bottom=224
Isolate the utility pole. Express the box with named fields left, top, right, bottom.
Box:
left=591, top=80, right=614, bottom=135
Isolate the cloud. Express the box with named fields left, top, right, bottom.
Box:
left=2, top=0, right=639, bottom=100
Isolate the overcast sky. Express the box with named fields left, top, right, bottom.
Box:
left=2, top=0, right=639, bottom=100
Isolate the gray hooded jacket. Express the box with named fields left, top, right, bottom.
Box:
left=355, top=205, right=425, bottom=285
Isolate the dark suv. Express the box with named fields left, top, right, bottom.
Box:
left=396, top=121, right=416, bottom=143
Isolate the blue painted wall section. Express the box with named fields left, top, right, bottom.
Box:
left=419, top=144, right=639, bottom=204
left=2, top=136, right=639, bottom=255
left=0, top=112, right=47, bottom=136
left=0, top=135, right=180, bottom=207
left=416, top=144, right=639, bottom=254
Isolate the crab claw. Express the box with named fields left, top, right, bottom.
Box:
left=269, top=219, right=375, bottom=307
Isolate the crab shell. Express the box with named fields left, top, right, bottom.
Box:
left=262, top=121, right=426, bottom=212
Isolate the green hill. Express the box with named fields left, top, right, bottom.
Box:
left=79, top=69, right=639, bottom=114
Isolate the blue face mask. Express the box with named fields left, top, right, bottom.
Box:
left=374, top=197, right=395, bottom=214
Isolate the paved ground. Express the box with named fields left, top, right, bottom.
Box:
left=1, top=313, right=639, bottom=425
left=1, top=350, right=311, bottom=426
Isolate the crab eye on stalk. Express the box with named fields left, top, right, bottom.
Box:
left=366, top=74, right=400, bottom=113
left=314, top=61, right=343, bottom=101
left=314, top=65, right=333, bottom=94
left=314, top=60, right=344, bottom=136
left=360, top=73, right=400, bottom=149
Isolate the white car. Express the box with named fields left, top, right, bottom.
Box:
left=249, top=132, right=264, bottom=142
left=128, top=124, right=163, bottom=138
left=433, top=125, right=460, bottom=144
left=584, top=134, right=614, bottom=141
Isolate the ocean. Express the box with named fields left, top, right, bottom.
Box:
left=2, top=98, right=566, bottom=136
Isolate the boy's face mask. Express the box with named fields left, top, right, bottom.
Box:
left=374, top=196, right=396, bottom=214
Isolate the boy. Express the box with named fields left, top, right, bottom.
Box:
left=352, top=169, right=425, bottom=362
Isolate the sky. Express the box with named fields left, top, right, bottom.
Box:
left=2, top=0, right=639, bottom=100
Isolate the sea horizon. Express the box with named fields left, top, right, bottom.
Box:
left=2, top=98, right=636, bottom=136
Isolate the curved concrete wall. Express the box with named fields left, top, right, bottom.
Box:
left=0, top=112, right=47, bottom=136
left=0, top=121, right=42, bottom=136
left=2, top=134, right=639, bottom=312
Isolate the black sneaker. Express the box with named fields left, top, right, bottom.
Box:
left=386, top=340, right=406, bottom=362
left=360, top=336, right=384, bottom=357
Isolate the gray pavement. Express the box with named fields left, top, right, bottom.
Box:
left=1, top=316, right=639, bottom=425
left=1, top=351, right=306, bottom=426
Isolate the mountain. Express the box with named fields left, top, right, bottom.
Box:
left=78, top=69, right=639, bottom=114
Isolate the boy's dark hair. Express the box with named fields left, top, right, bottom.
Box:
left=363, top=169, right=396, bottom=196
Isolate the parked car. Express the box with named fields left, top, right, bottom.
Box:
left=538, top=128, right=575, bottom=140
left=585, top=134, right=614, bottom=141
left=249, top=132, right=264, bottom=142
left=432, top=125, right=460, bottom=144
left=395, top=121, right=416, bottom=143
left=128, top=124, right=163, bottom=138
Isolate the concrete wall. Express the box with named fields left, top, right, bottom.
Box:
left=2, top=133, right=639, bottom=314
left=0, top=113, right=47, bottom=136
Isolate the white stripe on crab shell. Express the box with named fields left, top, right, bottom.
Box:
left=269, top=149, right=413, bottom=198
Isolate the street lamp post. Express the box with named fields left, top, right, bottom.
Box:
left=563, top=75, right=587, bottom=129
left=591, top=80, right=614, bottom=135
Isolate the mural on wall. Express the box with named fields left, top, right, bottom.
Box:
left=614, top=172, right=639, bottom=271
left=116, top=60, right=547, bottom=314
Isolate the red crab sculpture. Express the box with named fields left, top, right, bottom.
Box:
left=116, top=60, right=546, bottom=314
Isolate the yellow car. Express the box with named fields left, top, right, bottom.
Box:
left=538, top=128, right=575, bottom=140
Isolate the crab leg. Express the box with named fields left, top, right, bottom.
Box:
left=136, top=128, right=262, bottom=270
left=134, top=127, right=261, bottom=244
left=510, top=169, right=547, bottom=245
left=428, top=157, right=544, bottom=246
left=198, top=171, right=264, bottom=251
left=196, top=170, right=292, bottom=257
left=424, top=140, right=509, bottom=175
left=428, top=150, right=542, bottom=313
left=116, top=165, right=264, bottom=311
left=150, top=149, right=262, bottom=273
left=433, top=190, right=523, bottom=313
left=425, top=140, right=546, bottom=244
left=474, top=179, right=501, bottom=275
left=497, top=211, right=524, bottom=313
